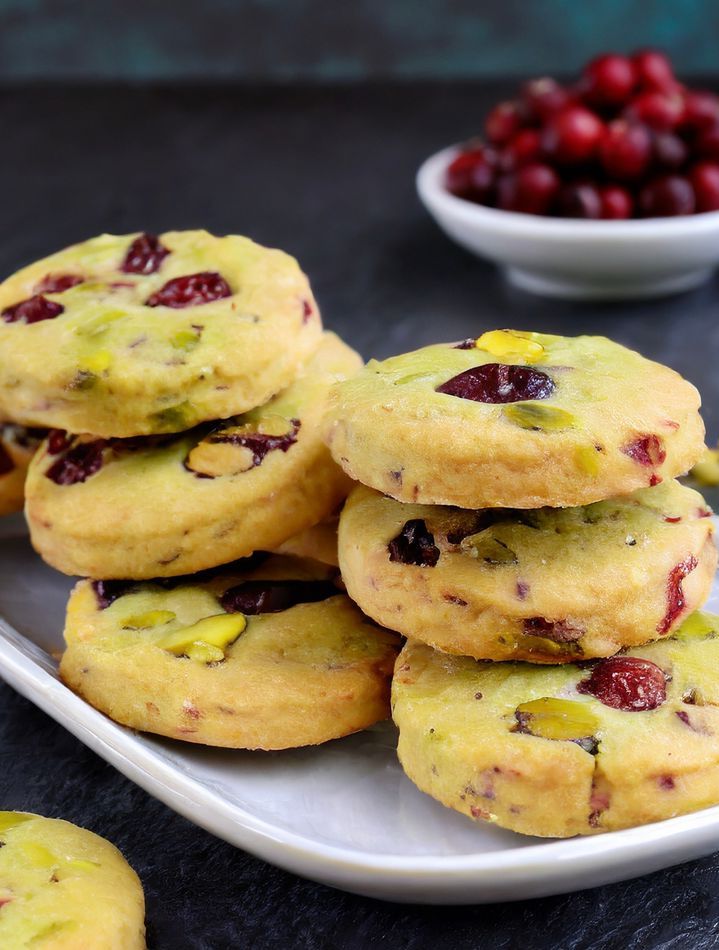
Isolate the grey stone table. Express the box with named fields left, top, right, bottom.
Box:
left=2, top=82, right=719, bottom=949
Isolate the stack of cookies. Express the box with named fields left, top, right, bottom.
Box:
left=324, top=328, right=719, bottom=837
left=0, top=230, right=399, bottom=750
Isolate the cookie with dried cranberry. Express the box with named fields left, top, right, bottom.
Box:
left=25, top=333, right=359, bottom=578
left=0, top=423, right=46, bottom=516
left=324, top=329, right=705, bottom=508
left=0, top=811, right=145, bottom=948
left=393, top=613, right=719, bottom=837
left=61, top=555, right=400, bottom=749
left=339, top=481, right=717, bottom=663
left=0, top=230, right=322, bottom=437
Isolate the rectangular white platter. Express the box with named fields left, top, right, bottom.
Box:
left=2, top=511, right=719, bottom=905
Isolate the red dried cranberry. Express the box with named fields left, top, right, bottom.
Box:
left=632, top=50, right=676, bottom=93
left=498, top=164, right=559, bottom=215
left=34, top=274, right=84, bottom=294
left=199, top=419, right=300, bottom=470
left=122, top=233, right=170, bottom=275
left=2, top=295, right=64, bottom=325
left=543, top=106, right=604, bottom=165
left=652, top=132, right=688, bottom=170
left=92, top=579, right=136, bottom=609
left=681, top=91, right=719, bottom=133
left=145, top=272, right=231, bottom=308
left=621, top=434, right=666, bottom=467
left=485, top=101, right=524, bottom=146
left=445, top=147, right=496, bottom=202
left=626, top=91, right=683, bottom=131
left=599, top=121, right=652, bottom=180
left=600, top=184, right=633, bottom=219
left=0, top=442, right=13, bottom=476
left=582, top=54, right=636, bottom=108
left=657, top=555, right=698, bottom=634
left=522, top=617, right=584, bottom=643
left=388, top=520, right=440, bottom=567
left=690, top=161, right=719, bottom=212
left=577, top=656, right=667, bottom=711
left=522, top=77, right=571, bottom=121
left=557, top=183, right=602, bottom=219
left=220, top=579, right=338, bottom=615
left=639, top=175, right=695, bottom=216
left=436, top=363, right=555, bottom=403
left=45, top=440, right=106, bottom=485
left=47, top=430, right=71, bottom=455
left=498, top=129, right=543, bottom=172
left=302, top=299, right=313, bottom=323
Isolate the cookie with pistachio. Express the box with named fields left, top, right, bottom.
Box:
left=61, top=555, right=400, bottom=749
left=393, top=614, right=719, bottom=838
left=0, top=230, right=322, bottom=437
left=324, top=329, right=705, bottom=509
left=339, top=482, right=717, bottom=663
left=0, top=422, right=46, bottom=516
left=0, top=811, right=145, bottom=948
left=25, top=333, right=360, bottom=579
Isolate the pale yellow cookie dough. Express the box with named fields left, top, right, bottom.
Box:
left=0, top=424, right=45, bottom=517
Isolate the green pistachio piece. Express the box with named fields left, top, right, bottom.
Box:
left=461, top=533, right=518, bottom=565
left=157, top=613, right=247, bottom=660
left=503, top=402, right=576, bottom=432
left=121, top=610, right=176, bottom=630
left=514, top=697, right=599, bottom=744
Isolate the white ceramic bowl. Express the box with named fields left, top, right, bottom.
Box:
left=417, top=145, right=719, bottom=300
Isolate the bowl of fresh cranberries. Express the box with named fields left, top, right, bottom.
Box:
left=417, top=50, right=719, bottom=299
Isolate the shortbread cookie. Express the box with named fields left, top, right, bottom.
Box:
left=0, top=423, right=45, bottom=516
left=0, top=811, right=145, bottom=948
left=61, top=555, right=400, bottom=749
left=339, top=482, right=717, bottom=663
left=26, top=333, right=360, bottom=578
left=0, top=230, right=322, bottom=437
left=324, top=329, right=705, bottom=508
left=393, top=614, right=719, bottom=837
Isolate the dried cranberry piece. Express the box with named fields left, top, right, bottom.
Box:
left=621, top=434, right=666, bottom=467
left=657, top=555, right=698, bottom=634
left=47, top=430, right=71, bottom=455
left=523, top=617, right=584, bottom=643
left=577, top=656, right=667, bottom=711
left=121, top=233, right=170, bottom=275
left=0, top=442, right=13, bottom=476
left=145, top=272, right=231, bottom=308
left=46, top=440, right=106, bottom=485
left=2, top=295, right=64, bottom=324
left=210, top=419, right=300, bottom=468
left=34, top=273, right=84, bottom=294
left=220, top=579, right=339, bottom=615
left=388, top=520, right=440, bottom=567
left=302, top=299, right=313, bottom=323
left=92, top=579, right=136, bottom=609
left=436, top=363, right=555, bottom=404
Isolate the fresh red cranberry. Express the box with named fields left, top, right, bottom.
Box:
left=582, top=54, right=636, bottom=108
left=621, top=434, right=666, bottom=466
left=388, top=520, right=440, bottom=567
left=194, top=419, right=300, bottom=472
left=45, top=440, right=106, bottom=485
left=499, top=129, right=543, bottom=172
left=652, top=132, right=688, bottom=170
left=2, top=295, right=64, bottom=325
left=599, top=120, right=652, bottom=179
left=485, top=101, right=524, bottom=145
left=522, top=617, right=584, bottom=643
left=657, top=555, right=698, bottom=634
left=639, top=175, right=695, bottom=216
left=145, top=272, right=232, bottom=308
left=632, top=50, right=676, bottom=93
left=626, top=91, right=683, bottom=131
left=681, top=91, right=719, bottom=132
left=557, top=182, right=602, bottom=219
left=436, top=363, right=555, bottom=403
left=695, top=125, right=719, bottom=161
left=498, top=164, right=560, bottom=215
left=47, top=430, right=71, bottom=455
left=577, top=656, right=667, bottom=711
left=220, top=579, right=338, bottom=615
left=600, top=184, right=633, bottom=219
left=122, top=233, right=170, bottom=275
left=34, top=274, right=84, bottom=294
left=445, top=147, right=496, bottom=201
left=0, top=442, right=13, bottom=476
left=690, top=161, right=719, bottom=212
left=522, top=77, right=571, bottom=121
left=543, top=106, right=604, bottom=164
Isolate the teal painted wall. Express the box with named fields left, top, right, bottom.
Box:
left=0, top=0, right=715, bottom=81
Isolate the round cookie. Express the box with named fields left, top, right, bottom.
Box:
left=274, top=517, right=340, bottom=566
left=25, top=333, right=360, bottom=578
left=339, top=482, right=717, bottom=663
left=324, top=329, right=705, bottom=508
left=0, top=423, right=46, bottom=516
left=0, top=230, right=322, bottom=437
left=61, top=554, right=400, bottom=749
left=0, top=811, right=145, bottom=948
left=393, top=613, right=719, bottom=838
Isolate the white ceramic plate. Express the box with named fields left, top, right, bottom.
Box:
left=2, top=512, right=719, bottom=904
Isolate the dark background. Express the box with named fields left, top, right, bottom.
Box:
left=2, top=4, right=719, bottom=949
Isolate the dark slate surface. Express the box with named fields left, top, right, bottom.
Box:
left=2, top=81, right=719, bottom=949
